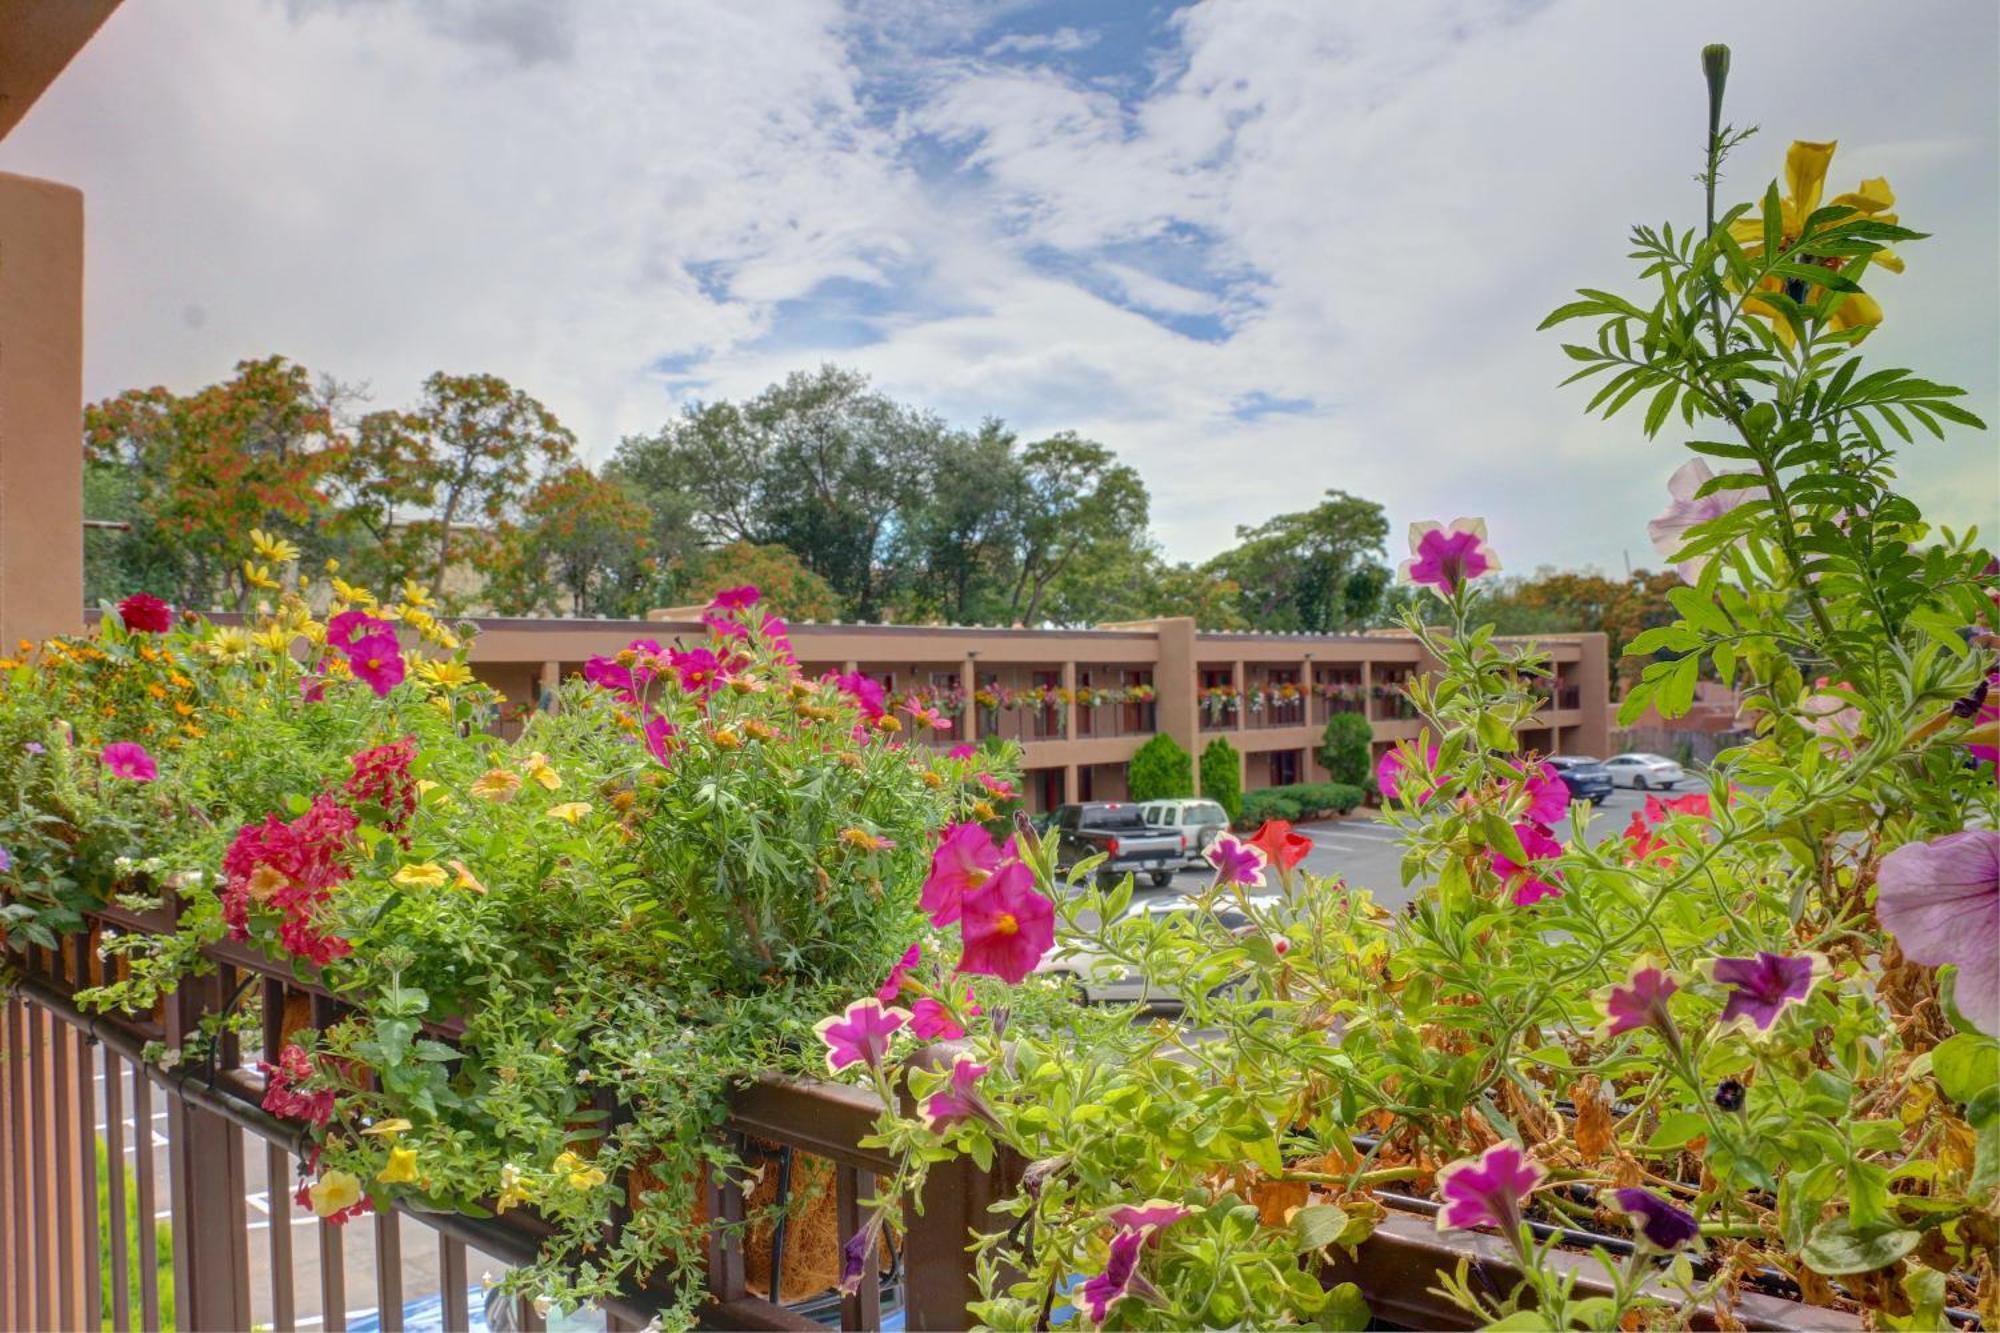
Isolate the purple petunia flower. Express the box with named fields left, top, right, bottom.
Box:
left=876, top=943, right=921, bottom=1003
left=1435, top=1141, right=1544, bottom=1235
left=1079, top=1228, right=1158, bottom=1324
left=1488, top=822, right=1565, bottom=906
left=1647, top=459, right=1758, bottom=583
left=1613, top=1187, right=1700, bottom=1252
left=921, top=1056, right=990, bottom=1129
left=1708, top=951, right=1825, bottom=1034
left=1204, top=833, right=1268, bottom=889
left=840, top=1209, right=886, bottom=1295
left=0, top=845, right=11, bottom=873
left=1876, top=829, right=1998, bottom=1036
left=813, top=999, right=908, bottom=1077
left=24, top=742, right=44, bottom=756
left=1106, top=1200, right=1191, bottom=1234
left=1400, top=519, right=1499, bottom=595
left=1599, top=960, right=1680, bottom=1040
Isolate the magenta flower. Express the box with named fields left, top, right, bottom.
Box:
left=101, top=741, right=157, bottom=782
left=923, top=822, right=1003, bottom=927
left=832, top=672, right=887, bottom=721
left=582, top=639, right=662, bottom=704
left=1707, top=951, right=1826, bottom=1034
left=1376, top=743, right=1440, bottom=804
left=813, top=998, right=908, bottom=1077
left=117, top=593, right=173, bottom=633
left=921, top=1056, right=990, bottom=1128
left=957, top=859, right=1055, bottom=985
left=1598, top=959, right=1680, bottom=1039
left=1204, top=833, right=1268, bottom=889
left=1078, top=1228, right=1157, bottom=1324
left=326, top=609, right=395, bottom=651
left=1648, top=459, right=1757, bottom=583
left=976, top=771, right=1018, bottom=801
left=642, top=713, right=677, bottom=764
left=1966, top=673, right=1997, bottom=767
left=709, top=584, right=760, bottom=612
left=1519, top=760, right=1570, bottom=825
left=910, top=992, right=979, bottom=1040
left=1488, top=822, right=1565, bottom=906
left=1400, top=518, right=1499, bottom=595
left=1613, top=1188, right=1700, bottom=1252
left=346, top=631, right=406, bottom=697
left=1435, top=1141, right=1545, bottom=1235
left=905, top=703, right=950, bottom=732
left=670, top=646, right=722, bottom=697
left=1107, top=1201, right=1191, bottom=1234
left=947, top=743, right=975, bottom=760
left=876, top=943, right=922, bottom=1003
left=1876, top=829, right=1998, bottom=1035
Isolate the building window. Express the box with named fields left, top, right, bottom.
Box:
left=1269, top=750, right=1300, bottom=786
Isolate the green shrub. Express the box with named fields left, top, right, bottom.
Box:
left=1198, top=738, right=1241, bottom=823
left=1237, top=782, right=1363, bottom=828
left=1127, top=734, right=1193, bottom=803
left=96, top=1137, right=173, bottom=1330
left=1316, top=711, right=1374, bottom=789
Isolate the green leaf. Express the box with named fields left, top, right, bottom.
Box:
left=1761, top=182, right=1782, bottom=258
left=1317, top=1283, right=1370, bottom=1332
left=1800, top=1218, right=1921, bottom=1276
left=1292, top=1203, right=1351, bottom=1253
left=1930, top=1032, right=2000, bottom=1108
left=1642, top=382, right=1679, bottom=437
left=1647, top=1111, right=1707, bottom=1150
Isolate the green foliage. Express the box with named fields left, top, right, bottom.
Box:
left=1202, top=490, right=1392, bottom=633
left=1316, top=711, right=1375, bottom=788
left=1197, top=737, right=1241, bottom=823
left=1126, top=734, right=1193, bottom=802
left=1240, top=782, right=1362, bottom=829
left=96, top=1138, right=174, bottom=1330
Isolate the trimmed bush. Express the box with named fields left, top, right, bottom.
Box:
left=1127, top=734, right=1194, bottom=802
left=1316, top=711, right=1374, bottom=790
left=1235, top=781, right=1364, bottom=829
left=1198, top=737, right=1242, bottom=823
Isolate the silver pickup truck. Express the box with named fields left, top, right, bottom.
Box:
left=1050, top=802, right=1187, bottom=888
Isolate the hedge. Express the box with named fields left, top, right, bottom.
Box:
left=1236, top=781, right=1364, bottom=829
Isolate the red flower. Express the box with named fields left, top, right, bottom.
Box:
left=343, top=737, right=418, bottom=833
left=221, top=794, right=359, bottom=964
left=1247, top=820, right=1311, bottom=872
left=118, top=593, right=173, bottom=633
left=259, top=1044, right=335, bottom=1126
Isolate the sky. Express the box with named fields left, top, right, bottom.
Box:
left=4, top=0, right=1996, bottom=576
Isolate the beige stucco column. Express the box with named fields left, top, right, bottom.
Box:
left=959, top=654, right=978, bottom=743
left=0, top=173, right=85, bottom=651
left=538, top=659, right=561, bottom=710
left=1061, top=660, right=1077, bottom=742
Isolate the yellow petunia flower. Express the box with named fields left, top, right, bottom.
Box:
left=362, top=1118, right=413, bottom=1138
left=308, top=1170, right=363, bottom=1218
left=376, top=1147, right=420, bottom=1185
left=495, top=1163, right=533, bottom=1213
left=249, top=528, right=301, bottom=564
left=1727, top=140, right=1903, bottom=345
left=392, top=863, right=449, bottom=889
left=448, top=860, right=487, bottom=894
left=547, top=802, right=593, bottom=825
left=553, top=1150, right=607, bottom=1192
left=470, top=769, right=523, bottom=802
left=523, top=752, right=561, bottom=790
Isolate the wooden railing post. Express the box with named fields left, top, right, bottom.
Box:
left=163, top=965, right=253, bottom=1331
left=902, top=1148, right=1020, bottom=1331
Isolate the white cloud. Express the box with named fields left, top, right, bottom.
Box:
left=2, top=0, right=1993, bottom=575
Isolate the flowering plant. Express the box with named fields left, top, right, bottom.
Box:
left=818, top=50, right=1998, bottom=1331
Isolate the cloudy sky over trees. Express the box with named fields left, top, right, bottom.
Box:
left=4, top=0, right=1994, bottom=571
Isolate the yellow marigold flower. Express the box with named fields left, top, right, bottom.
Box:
left=393, top=863, right=449, bottom=889
left=324, top=557, right=341, bottom=574
left=249, top=528, right=301, bottom=564
left=242, top=561, right=281, bottom=592
left=147, top=682, right=168, bottom=701
left=553, top=1151, right=607, bottom=1192
left=0, top=659, right=19, bottom=671
left=168, top=671, right=192, bottom=688
left=523, top=752, right=561, bottom=790
left=471, top=769, right=523, bottom=802
left=182, top=723, right=206, bottom=739
left=173, top=701, right=194, bottom=717
left=972, top=799, right=997, bottom=821
left=712, top=728, right=742, bottom=750
left=547, top=802, right=593, bottom=825
left=448, top=860, right=487, bottom=894
left=362, top=1118, right=412, bottom=1138
left=1727, top=140, right=1904, bottom=345
left=496, top=1163, right=532, bottom=1213
left=308, top=1170, right=363, bottom=1218
left=921, top=770, right=944, bottom=789
left=610, top=788, right=636, bottom=812
left=375, top=1147, right=420, bottom=1185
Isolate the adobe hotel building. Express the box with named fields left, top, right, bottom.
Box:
left=465, top=612, right=1612, bottom=813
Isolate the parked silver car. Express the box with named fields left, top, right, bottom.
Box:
left=1033, top=894, right=1282, bottom=1008
left=1602, top=752, right=1687, bottom=790
left=1138, top=799, right=1232, bottom=867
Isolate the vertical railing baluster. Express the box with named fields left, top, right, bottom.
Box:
left=439, top=1234, right=469, bottom=1333
left=28, top=995, right=54, bottom=1333
left=164, top=964, right=252, bottom=1330
left=375, top=1206, right=405, bottom=1331
left=104, top=1047, right=132, bottom=1333
left=132, top=1052, right=161, bottom=1332
left=319, top=1213, right=348, bottom=1332
left=836, top=1165, right=880, bottom=1331
left=268, top=1141, right=297, bottom=1331
left=73, top=933, right=102, bottom=1332
left=4, top=999, right=30, bottom=1332
left=50, top=959, right=80, bottom=1333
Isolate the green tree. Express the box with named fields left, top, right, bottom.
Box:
left=1127, top=734, right=1193, bottom=802
left=1199, top=737, right=1242, bottom=823
left=1006, top=433, right=1150, bottom=625
left=486, top=465, right=653, bottom=616
left=1205, top=490, right=1390, bottom=632
left=891, top=420, right=1026, bottom=624
left=1316, top=711, right=1374, bottom=789
left=675, top=541, right=843, bottom=621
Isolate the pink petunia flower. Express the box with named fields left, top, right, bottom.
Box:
left=670, top=646, right=723, bottom=696
left=1598, top=960, right=1680, bottom=1040
left=118, top=593, right=173, bottom=633
left=1400, top=518, right=1499, bottom=595
left=1078, top=1228, right=1158, bottom=1324
left=1648, top=459, right=1757, bottom=583
left=909, top=992, right=980, bottom=1040
left=1706, top=951, right=1827, bottom=1034
left=1876, top=829, right=1998, bottom=1036
left=947, top=743, right=976, bottom=760
left=326, top=609, right=395, bottom=652
left=1376, top=743, right=1440, bottom=804
left=813, top=999, right=908, bottom=1077
left=1435, top=1141, right=1544, bottom=1235
left=922, top=823, right=1003, bottom=927
left=876, top=943, right=921, bottom=1003
left=1518, top=760, right=1571, bottom=826
left=956, top=859, right=1055, bottom=985
left=708, top=584, right=760, bottom=612
left=1487, top=822, right=1564, bottom=906
left=1204, top=833, right=1268, bottom=889
left=101, top=741, right=157, bottom=782
left=921, top=1056, right=991, bottom=1128
left=345, top=631, right=406, bottom=698
left=1107, top=1201, right=1192, bottom=1234
left=904, top=702, right=951, bottom=732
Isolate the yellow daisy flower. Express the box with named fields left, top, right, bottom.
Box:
left=523, top=752, right=561, bottom=790
left=249, top=528, right=301, bottom=564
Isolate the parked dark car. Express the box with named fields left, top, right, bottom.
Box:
left=1051, top=802, right=1186, bottom=888
left=1543, top=754, right=1615, bottom=803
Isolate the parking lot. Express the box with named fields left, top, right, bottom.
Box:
left=1139, top=787, right=1662, bottom=914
